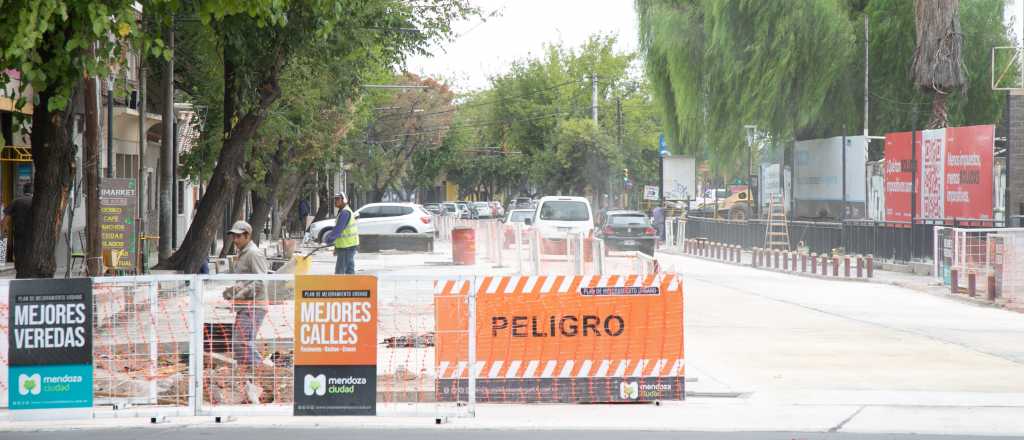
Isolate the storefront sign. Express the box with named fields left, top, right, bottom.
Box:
left=293, top=275, right=377, bottom=416
left=7, top=279, right=93, bottom=417
left=435, top=274, right=685, bottom=403
left=99, top=178, right=137, bottom=269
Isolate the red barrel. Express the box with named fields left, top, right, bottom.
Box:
left=452, top=227, right=476, bottom=265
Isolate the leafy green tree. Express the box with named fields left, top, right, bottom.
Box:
left=0, top=0, right=281, bottom=277
left=636, top=0, right=1010, bottom=173
left=637, top=0, right=857, bottom=169
left=162, top=0, right=471, bottom=272
left=439, top=35, right=648, bottom=203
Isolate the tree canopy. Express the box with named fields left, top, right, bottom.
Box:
left=635, top=0, right=1012, bottom=169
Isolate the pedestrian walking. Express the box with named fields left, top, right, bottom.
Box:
left=322, top=192, right=359, bottom=274
left=297, top=198, right=310, bottom=234
left=3, top=183, right=33, bottom=278
left=221, top=220, right=270, bottom=367
left=652, top=204, right=666, bottom=243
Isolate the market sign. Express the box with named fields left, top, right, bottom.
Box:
left=99, top=178, right=137, bottom=269
left=8, top=278, right=93, bottom=419
left=293, top=275, right=377, bottom=416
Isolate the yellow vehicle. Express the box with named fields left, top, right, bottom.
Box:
left=696, top=189, right=754, bottom=220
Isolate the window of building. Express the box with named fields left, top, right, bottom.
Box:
left=115, top=154, right=139, bottom=179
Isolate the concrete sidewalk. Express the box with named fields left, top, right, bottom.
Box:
left=656, top=246, right=1015, bottom=313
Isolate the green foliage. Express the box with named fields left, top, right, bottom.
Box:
left=636, top=0, right=1010, bottom=169
left=428, top=35, right=658, bottom=200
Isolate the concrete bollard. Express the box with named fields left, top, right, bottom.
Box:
left=856, top=255, right=864, bottom=278
left=844, top=256, right=851, bottom=278
left=756, top=248, right=763, bottom=267
left=735, top=245, right=742, bottom=263
left=783, top=251, right=790, bottom=271
left=866, top=255, right=874, bottom=278
left=987, top=274, right=997, bottom=301
left=967, top=271, right=977, bottom=297
left=811, top=253, right=818, bottom=274
left=716, top=242, right=722, bottom=260
left=950, top=269, right=959, bottom=294
left=832, top=256, right=840, bottom=277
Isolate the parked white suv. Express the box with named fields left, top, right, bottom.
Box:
left=307, top=203, right=435, bottom=243
left=526, top=196, right=595, bottom=240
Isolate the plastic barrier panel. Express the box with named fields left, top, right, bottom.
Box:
left=435, top=274, right=684, bottom=403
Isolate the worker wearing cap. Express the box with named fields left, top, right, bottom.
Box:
left=223, top=220, right=270, bottom=366
left=322, top=192, right=359, bottom=274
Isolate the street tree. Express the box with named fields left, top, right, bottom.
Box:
left=910, top=0, right=967, bottom=129
left=0, top=0, right=281, bottom=277
left=161, top=0, right=471, bottom=273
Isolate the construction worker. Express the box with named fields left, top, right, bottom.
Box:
left=323, top=192, right=359, bottom=274
left=222, top=220, right=270, bottom=366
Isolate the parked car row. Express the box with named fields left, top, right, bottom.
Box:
left=306, top=202, right=435, bottom=243
left=308, top=196, right=655, bottom=256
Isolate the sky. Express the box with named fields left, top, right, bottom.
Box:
left=404, top=0, right=639, bottom=92
left=405, top=0, right=1024, bottom=93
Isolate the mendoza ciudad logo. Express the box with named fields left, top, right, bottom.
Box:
left=303, top=373, right=367, bottom=396
left=18, top=372, right=85, bottom=395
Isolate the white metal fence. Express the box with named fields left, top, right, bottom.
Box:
left=1, top=274, right=477, bottom=419
left=934, top=227, right=1024, bottom=304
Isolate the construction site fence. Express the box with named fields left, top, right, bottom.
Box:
left=681, top=216, right=1007, bottom=262
left=442, top=219, right=657, bottom=277
left=0, top=274, right=477, bottom=419
left=934, top=227, right=1024, bottom=306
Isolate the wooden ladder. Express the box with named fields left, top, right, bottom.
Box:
left=764, top=193, right=790, bottom=250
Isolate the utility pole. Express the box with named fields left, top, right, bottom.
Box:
left=137, top=45, right=147, bottom=274
left=616, top=97, right=622, bottom=149
left=864, top=14, right=870, bottom=138
left=106, top=77, right=114, bottom=178
left=84, top=52, right=102, bottom=276
left=158, top=18, right=174, bottom=262
left=591, top=74, right=598, bottom=124
left=842, top=124, right=848, bottom=220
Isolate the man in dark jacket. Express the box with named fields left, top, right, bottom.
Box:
left=3, top=183, right=33, bottom=278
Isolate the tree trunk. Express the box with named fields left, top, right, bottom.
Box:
left=273, top=173, right=305, bottom=239
left=248, top=141, right=291, bottom=243
left=314, top=177, right=333, bottom=220
left=84, top=75, right=103, bottom=276
left=158, top=20, right=175, bottom=263
left=219, top=185, right=247, bottom=257
left=22, top=89, right=78, bottom=278
left=157, top=69, right=282, bottom=273
left=927, top=91, right=950, bottom=129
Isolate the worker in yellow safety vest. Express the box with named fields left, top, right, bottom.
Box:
left=322, top=192, right=359, bottom=274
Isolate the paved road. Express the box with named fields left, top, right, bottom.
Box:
left=0, top=427, right=1011, bottom=440
left=657, top=252, right=1024, bottom=398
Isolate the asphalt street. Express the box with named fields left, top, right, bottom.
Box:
left=0, top=428, right=1011, bottom=440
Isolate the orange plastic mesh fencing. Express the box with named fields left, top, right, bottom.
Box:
left=435, top=273, right=685, bottom=403
left=92, top=278, right=195, bottom=411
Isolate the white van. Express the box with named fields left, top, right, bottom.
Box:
left=526, top=196, right=595, bottom=240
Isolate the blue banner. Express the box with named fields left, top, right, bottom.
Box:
left=9, top=364, right=93, bottom=410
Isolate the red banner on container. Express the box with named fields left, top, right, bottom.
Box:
left=883, top=131, right=913, bottom=222
left=884, top=125, right=994, bottom=222
left=943, top=125, right=994, bottom=220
